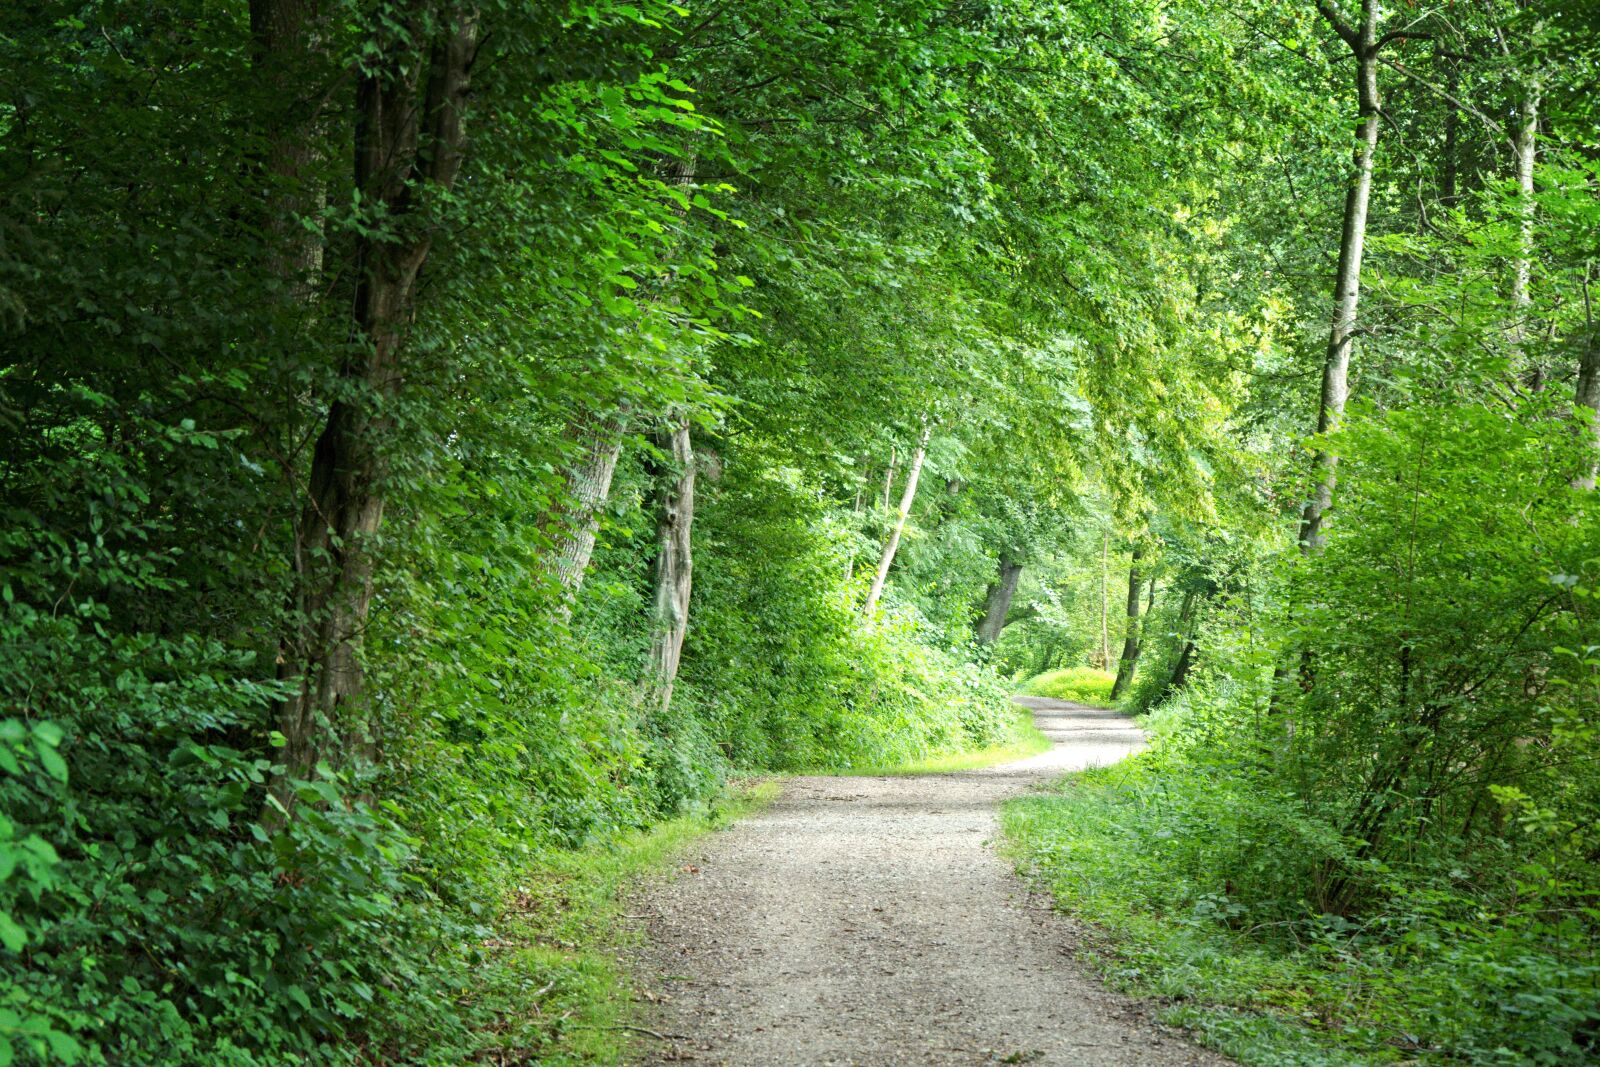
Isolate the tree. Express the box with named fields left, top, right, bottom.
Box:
left=862, top=420, right=932, bottom=617
left=1300, top=0, right=1387, bottom=553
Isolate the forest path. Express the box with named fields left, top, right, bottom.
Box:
left=626, top=697, right=1233, bottom=1066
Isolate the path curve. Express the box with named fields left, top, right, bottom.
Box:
left=628, top=697, right=1233, bottom=1066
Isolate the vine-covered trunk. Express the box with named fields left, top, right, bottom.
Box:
left=862, top=421, right=931, bottom=617
left=975, top=555, right=1022, bottom=646
left=1108, top=547, right=1145, bottom=701
left=643, top=419, right=696, bottom=712
left=269, top=4, right=479, bottom=823
left=1301, top=0, right=1382, bottom=553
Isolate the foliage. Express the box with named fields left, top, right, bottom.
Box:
left=1017, top=668, right=1118, bottom=708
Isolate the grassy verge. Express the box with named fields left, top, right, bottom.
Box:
left=826, top=705, right=1053, bottom=777
left=1001, top=767, right=1377, bottom=1066
left=473, top=779, right=779, bottom=1065
left=1001, top=761, right=1599, bottom=1066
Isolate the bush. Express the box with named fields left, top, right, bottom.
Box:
left=1018, top=666, right=1117, bottom=706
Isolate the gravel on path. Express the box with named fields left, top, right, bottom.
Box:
left=627, top=696, right=1235, bottom=1066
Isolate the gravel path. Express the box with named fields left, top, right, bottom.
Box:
left=628, top=697, right=1234, bottom=1066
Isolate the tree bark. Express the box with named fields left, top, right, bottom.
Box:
left=539, top=408, right=629, bottom=612
left=862, top=421, right=931, bottom=617
left=268, top=4, right=479, bottom=825
left=1108, top=547, right=1145, bottom=702
left=975, top=555, right=1022, bottom=646
left=642, top=418, right=696, bottom=713
left=1301, top=0, right=1382, bottom=554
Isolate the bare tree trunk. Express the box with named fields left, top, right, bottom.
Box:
left=538, top=408, right=628, bottom=611
left=1301, top=0, right=1382, bottom=554
left=268, top=5, right=479, bottom=826
left=862, top=421, right=931, bottom=617
left=975, top=555, right=1023, bottom=646
left=1108, top=547, right=1145, bottom=702
left=881, top=447, right=897, bottom=511
left=642, top=418, right=696, bottom=713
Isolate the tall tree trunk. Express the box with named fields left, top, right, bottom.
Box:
left=642, top=418, right=696, bottom=713
left=862, top=421, right=931, bottom=617
left=975, top=555, right=1023, bottom=646
left=538, top=408, right=629, bottom=612
left=1158, top=585, right=1204, bottom=702
left=534, top=155, right=696, bottom=608
left=1095, top=531, right=1110, bottom=670
left=1301, top=0, right=1382, bottom=554
left=268, top=5, right=479, bottom=825
left=1440, top=43, right=1458, bottom=207
left=1512, top=84, right=1542, bottom=387
left=1108, top=547, right=1145, bottom=702
left=1577, top=291, right=1600, bottom=489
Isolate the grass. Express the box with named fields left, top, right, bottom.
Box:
left=474, top=779, right=780, bottom=1065
left=1017, top=666, right=1116, bottom=706
left=834, top=711, right=1053, bottom=776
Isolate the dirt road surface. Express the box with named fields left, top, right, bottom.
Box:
left=628, top=696, right=1233, bottom=1066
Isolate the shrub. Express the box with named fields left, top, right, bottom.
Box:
left=1018, top=666, right=1117, bottom=706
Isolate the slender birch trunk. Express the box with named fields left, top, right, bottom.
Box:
left=1096, top=531, right=1110, bottom=670
left=1301, top=0, right=1383, bottom=554
left=1109, top=547, right=1145, bottom=702
left=862, top=422, right=930, bottom=617
left=975, top=555, right=1023, bottom=646
left=642, top=418, right=696, bottom=713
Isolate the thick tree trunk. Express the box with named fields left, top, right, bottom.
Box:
left=861, top=421, right=931, bottom=617
left=539, top=408, right=629, bottom=610
left=1301, top=0, right=1382, bottom=554
left=642, top=419, right=696, bottom=712
left=250, top=0, right=328, bottom=301
left=1108, top=547, right=1145, bottom=702
left=268, top=5, right=479, bottom=825
left=975, top=555, right=1022, bottom=646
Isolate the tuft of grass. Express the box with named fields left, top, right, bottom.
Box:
left=470, top=780, right=779, bottom=1065
left=1018, top=666, right=1117, bottom=706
